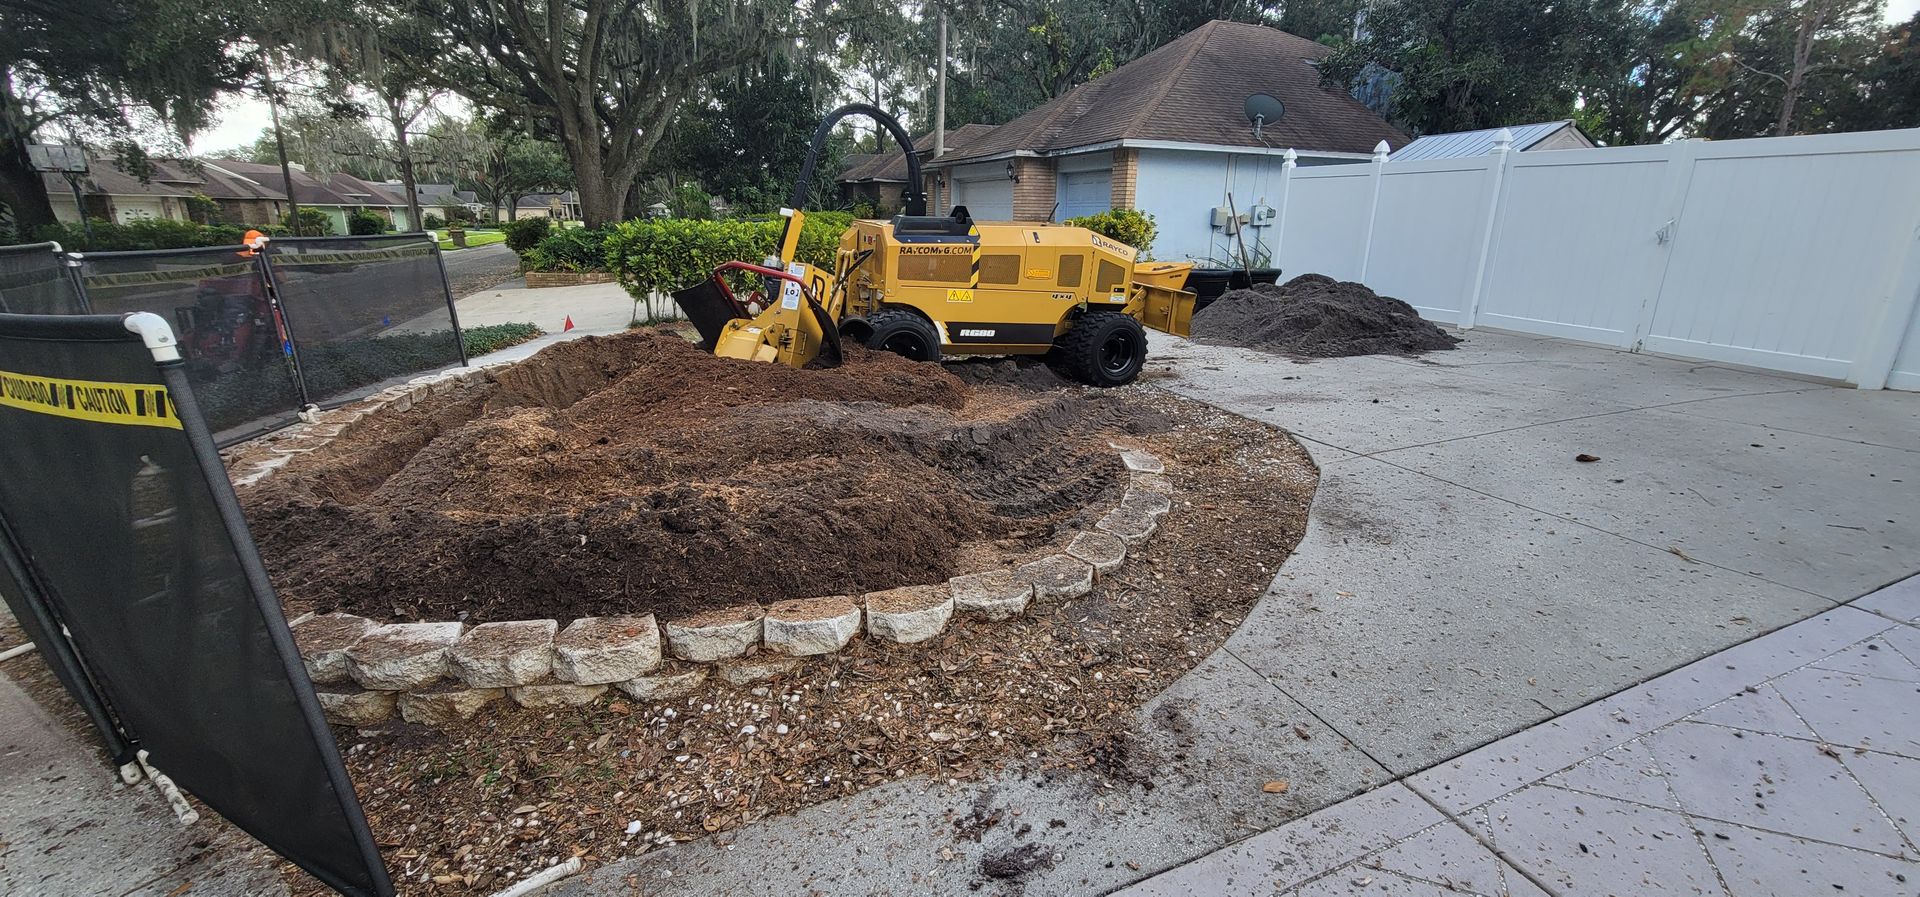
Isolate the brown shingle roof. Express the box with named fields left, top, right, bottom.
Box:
left=932, top=21, right=1407, bottom=165
left=838, top=124, right=1000, bottom=183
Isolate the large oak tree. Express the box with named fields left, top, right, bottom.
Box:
left=380, top=0, right=890, bottom=226
left=0, top=0, right=256, bottom=237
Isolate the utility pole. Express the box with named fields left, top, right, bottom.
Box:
left=260, top=56, right=302, bottom=234
left=934, top=8, right=948, bottom=159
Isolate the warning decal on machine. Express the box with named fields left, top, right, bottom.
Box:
left=0, top=369, right=181, bottom=429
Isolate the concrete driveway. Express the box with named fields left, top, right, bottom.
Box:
left=548, top=328, right=1919, bottom=896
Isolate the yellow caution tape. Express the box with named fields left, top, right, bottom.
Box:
left=0, top=369, right=181, bottom=429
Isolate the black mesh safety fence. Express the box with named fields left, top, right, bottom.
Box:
left=263, top=234, right=466, bottom=407
left=0, top=241, right=87, bottom=314
left=71, top=246, right=304, bottom=442
left=0, top=312, right=394, bottom=897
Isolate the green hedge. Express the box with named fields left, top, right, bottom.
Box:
left=604, top=214, right=850, bottom=298
left=521, top=226, right=612, bottom=272
left=1065, top=208, right=1156, bottom=256
left=35, top=218, right=276, bottom=251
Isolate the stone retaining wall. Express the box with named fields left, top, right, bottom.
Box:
left=229, top=364, right=1176, bottom=728
left=523, top=271, right=617, bottom=289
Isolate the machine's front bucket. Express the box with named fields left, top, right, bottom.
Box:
left=672, top=278, right=747, bottom=349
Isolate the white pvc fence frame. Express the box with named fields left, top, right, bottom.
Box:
left=1255, top=127, right=1920, bottom=390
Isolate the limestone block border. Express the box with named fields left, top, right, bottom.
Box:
left=257, top=372, right=1177, bottom=728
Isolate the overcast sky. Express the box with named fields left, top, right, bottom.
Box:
left=186, top=1, right=1920, bottom=155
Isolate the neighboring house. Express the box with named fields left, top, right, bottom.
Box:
left=837, top=124, right=999, bottom=212
left=44, top=159, right=209, bottom=224
left=1391, top=120, right=1595, bottom=161
left=203, top=160, right=416, bottom=232
left=921, top=19, right=1409, bottom=264
left=512, top=191, right=581, bottom=221
left=45, top=157, right=421, bottom=233
left=416, top=184, right=481, bottom=220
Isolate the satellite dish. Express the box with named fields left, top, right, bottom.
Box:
left=1244, top=94, right=1286, bottom=140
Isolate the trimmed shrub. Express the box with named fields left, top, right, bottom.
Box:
left=522, top=227, right=612, bottom=273
left=347, top=209, right=389, bottom=236
left=1065, top=208, right=1156, bottom=255
left=423, top=212, right=446, bottom=230
left=503, top=217, right=553, bottom=253
left=604, top=214, right=851, bottom=298
left=285, top=208, right=336, bottom=236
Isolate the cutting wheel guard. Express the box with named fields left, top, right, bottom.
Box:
left=670, top=277, right=747, bottom=349
left=671, top=262, right=843, bottom=365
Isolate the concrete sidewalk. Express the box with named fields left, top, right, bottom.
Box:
left=1119, top=574, right=1920, bottom=896
left=448, top=280, right=663, bottom=336
left=0, top=659, right=284, bottom=896
left=547, top=329, right=1918, bottom=896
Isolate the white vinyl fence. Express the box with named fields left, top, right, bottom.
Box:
left=1260, top=128, right=1920, bottom=390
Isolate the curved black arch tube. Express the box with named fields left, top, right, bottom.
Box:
left=790, top=103, right=925, bottom=215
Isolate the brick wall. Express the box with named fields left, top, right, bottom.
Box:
left=1110, top=149, right=1139, bottom=209
left=1012, top=157, right=1057, bottom=221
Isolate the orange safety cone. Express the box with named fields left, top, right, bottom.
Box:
left=562, top=315, right=575, bottom=332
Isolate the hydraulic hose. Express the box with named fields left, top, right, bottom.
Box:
left=790, top=103, right=926, bottom=215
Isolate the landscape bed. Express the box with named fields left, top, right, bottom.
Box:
left=215, top=331, right=1323, bottom=894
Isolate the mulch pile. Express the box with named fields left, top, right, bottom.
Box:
left=240, top=330, right=1140, bottom=624
left=1190, top=273, right=1460, bottom=357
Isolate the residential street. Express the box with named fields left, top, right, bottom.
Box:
left=439, top=242, right=522, bottom=300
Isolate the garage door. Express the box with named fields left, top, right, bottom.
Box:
left=1056, top=170, right=1111, bottom=220
left=952, top=179, right=1013, bottom=220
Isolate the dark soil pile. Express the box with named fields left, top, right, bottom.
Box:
left=240, top=330, right=1140, bottom=624
left=306, top=390, right=1319, bottom=897
left=1190, top=273, right=1460, bottom=357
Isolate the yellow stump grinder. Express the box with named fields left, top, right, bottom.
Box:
left=672, top=104, right=1195, bottom=387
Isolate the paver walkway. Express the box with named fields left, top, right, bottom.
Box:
left=1119, top=573, right=1920, bottom=896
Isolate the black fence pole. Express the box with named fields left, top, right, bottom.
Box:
left=63, top=252, right=93, bottom=313
left=257, top=245, right=315, bottom=409
left=430, top=242, right=470, bottom=366
left=157, top=357, right=395, bottom=897
left=0, top=513, right=137, bottom=770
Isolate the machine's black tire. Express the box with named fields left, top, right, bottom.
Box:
left=1051, top=311, right=1148, bottom=387
left=860, top=309, right=943, bottom=362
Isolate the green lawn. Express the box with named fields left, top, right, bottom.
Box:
left=438, top=231, right=508, bottom=250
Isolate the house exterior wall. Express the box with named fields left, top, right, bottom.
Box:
left=1010, top=157, right=1057, bottom=222
left=215, top=198, right=285, bottom=227
left=839, top=181, right=906, bottom=214
left=1111, top=149, right=1139, bottom=208
left=53, top=194, right=188, bottom=225
left=1133, top=147, right=1298, bottom=264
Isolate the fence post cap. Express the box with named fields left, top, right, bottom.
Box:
left=1491, top=128, right=1516, bottom=152
left=123, top=312, right=182, bottom=362
left=1282, top=148, right=1298, bottom=163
